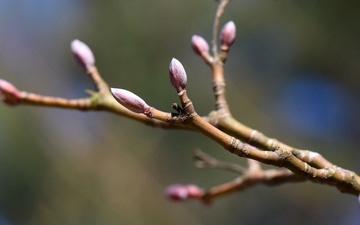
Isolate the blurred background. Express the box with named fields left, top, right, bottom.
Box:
left=0, top=0, right=360, bottom=224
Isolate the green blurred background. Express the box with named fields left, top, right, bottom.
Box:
left=0, top=0, right=360, bottom=224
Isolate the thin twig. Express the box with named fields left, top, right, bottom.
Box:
left=194, top=149, right=247, bottom=174
left=197, top=151, right=306, bottom=202
left=86, top=66, right=109, bottom=93
left=212, top=0, right=231, bottom=58
left=202, top=168, right=307, bottom=201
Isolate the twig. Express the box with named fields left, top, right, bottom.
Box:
left=194, top=149, right=247, bottom=174
left=212, top=0, right=231, bottom=58
left=17, top=84, right=188, bottom=130
left=202, top=168, right=306, bottom=201
left=194, top=150, right=306, bottom=201
left=86, top=66, right=109, bottom=93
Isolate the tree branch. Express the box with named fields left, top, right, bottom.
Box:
left=139, top=81, right=360, bottom=196
left=1, top=0, right=359, bottom=206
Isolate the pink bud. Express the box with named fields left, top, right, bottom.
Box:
left=165, top=184, right=188, bottom=201
left=71, top=39, right=95, bottom=71
left=191, top=35, right=209, bottom=56
left=220, top=21, right=236, bottom=47
left=110, top=88, right=150, bottom=113
left=0, top=79, right=22, bottom=106
left=186, top=184, right=203, bottom=198
left=169, top=58, right=187, bottom=92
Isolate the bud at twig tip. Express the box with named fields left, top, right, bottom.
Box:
left=169, top=58, right=187, bottom=92
left=165, top=184, right=189, bottom=201
left=165, top=184, right=203, bottom=202
left=110, top=88, right=149, bottom=114
left=186, top=184, right=203, bottom=198
left=220, top=21, right=236, bottom=47
left=71, top=39, right=95, bottom=71
left=0, top=79, right=22, bottom=106
left=191, top=35, right=209, bottom=56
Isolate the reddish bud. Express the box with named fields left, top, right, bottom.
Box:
left=110, top=88, right=150, bottom=113
left=71, top=39, right=95, bottom=71
left=0, top=79, right=22, bottom=106
left=186, top=184, right=203, bottom=198
left=220, top=21, right=236, bottom=47
left=191, top=35, right=209, bottom=56
left=169, top=58, right=187, bottom=92
left=165, top=184, right=188, bottom=201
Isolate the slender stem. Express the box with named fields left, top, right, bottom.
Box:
left=21, top=92, right=94, bottom=110
left=195, top=149, right=247, bottom=174
left=202, top=169, right=306, bottom=201
left=86, top=66, right=109, bottom=93
left=212, top=0, right=231, bottom=58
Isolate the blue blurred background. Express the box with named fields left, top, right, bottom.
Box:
left=0, top=0, right=360, bottom=224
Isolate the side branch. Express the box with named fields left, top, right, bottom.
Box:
left=202, top=168, right=306, bottom=201
left=167, top=149, right=306, bottom=203
left=86, top=66, right=109, bottom=93
left=190, top=150, right=306, bottom=202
